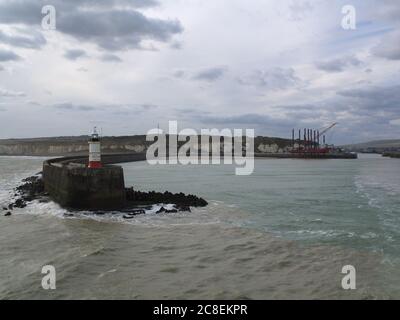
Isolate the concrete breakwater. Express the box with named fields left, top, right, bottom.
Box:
left=255, top=152, right=358, bottom=159
left=2, top=152, right=208, bottom=215
left=43, top=162, right=126, bottom=210
left=383, top=152, right=400, bottom=158
left=42, top=153, right=148, bottom=210
left=40, top=153, right=208, bottom=211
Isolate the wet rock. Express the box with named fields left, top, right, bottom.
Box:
left=13, top=199, right=26, bottom=209
left=24, top=196, right=34, bottom=202
left=122, top=209, right=146, bottom=217
left=5, top=174, right=47, bottom=212
left=63, top=213, right=74, bottom=217
left=15, top=175, right=45, bottom=202
left=156, top=207, right=178, bottom=214
left=130, top=209, right=146, bottom=215
left=176, top=205, right=191, bottom=212
left=2, top=207, right=7, bottom=211
left=9, top=172, right=207, bottom=217
left=4, top=211, right=12, bottom=216
left=156, top=207, right=166, bottom=214
left=125, top=188, right=208, bottom=208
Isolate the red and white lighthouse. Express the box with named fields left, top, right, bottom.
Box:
left=88, top=127, right=102, bottom=168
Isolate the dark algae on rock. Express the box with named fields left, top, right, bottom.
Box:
left=5, top=174, right=208, bottom=217
left=125, top=188, right=208, bottom=207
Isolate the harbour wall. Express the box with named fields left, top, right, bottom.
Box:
left=42, top=153, right=147, bottom=210
left=255, top=152, right=358, bottom=159
left=382, top=152, right=400, bottom=158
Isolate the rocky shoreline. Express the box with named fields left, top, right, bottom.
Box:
left=2, top=175, right=46, bottom=215
left=2, top=174, right=208, bottom=218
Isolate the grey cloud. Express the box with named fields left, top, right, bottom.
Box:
left=198, top=113, right=277, bottom=126
left=0, top=88, right=26, bottom=97
left=337, top=85, right=400, bottom=113
left=141, top=104, right=157, bottom=110
left=315, top=55, right=362, bottom=73
left=371, top=31, right=400, bottom=60
left=238, top=67, right=302, bottom=90
left=0, top=65, right=4, bottom=71
left=78, top=106, right=96, bottom=111
left=190, top=112, right=304, bottom=138
left=0, top=0, right=159, bottom=24
left=192, top=67, right=227, bottom=82
left=288, top=1, right=313, bottom=21
left=53, top=103, right=95, bottom=111
left=112, top=103, right=158, bottom=115
left=64, top=0, right=159, bottom=9
left=100, top=54, right=122, bottom=63
left=58, top=11, right=182, bottom=51
left=0, top=1, right=43, bottom=25
left=0, top=1, right=183, bottom=52
left=196, top=107, right=399, bottom=144
left=170, top=41, right=182, bottom=50
left=376, top=0, right=400, bottom=22
left=27, top=100, right=41, bottom=106
left=52, top=102, right=157, bottom=113
left=77, top=67, right=88, bottom=72
left=187, top=111, right=302, bottom=130
left=274, top=104, right=317, bottom=111
left=175, top=108, right=212, bottom=118
left=177, top=93, right=400, bottom=143
left=274, top=104, right=324, bottom=118
left=0, top=49, right=21, bottom=61
left=173, top=70, right=185, bottom=78
left=64, top=49, right=88, bottom=61
left=0, top=29, right=46, bottom=49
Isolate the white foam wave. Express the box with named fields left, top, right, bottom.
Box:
left=20, top=199, right=230, bottom=228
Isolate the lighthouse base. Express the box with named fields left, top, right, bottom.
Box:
left=43, top=163, right=126, bottom=210
left=88, top=161, right=102, bottom=168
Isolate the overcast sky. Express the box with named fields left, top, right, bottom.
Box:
left=0, top=0, right=399, bottom=144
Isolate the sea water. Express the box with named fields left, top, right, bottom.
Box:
left=0, top=154, right=399, bottom=299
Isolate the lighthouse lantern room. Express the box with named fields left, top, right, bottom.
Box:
left=88, top=127, right=102, bottom=168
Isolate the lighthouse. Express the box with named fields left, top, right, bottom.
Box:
left=88, top=127, right=102, bottom=168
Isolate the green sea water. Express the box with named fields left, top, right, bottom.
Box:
left=0, top=154, right=399, bottom=299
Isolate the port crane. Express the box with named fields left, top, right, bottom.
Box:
left=319, top=122, right=338, bottom=146
left=290, top=122, right=338, bottom=154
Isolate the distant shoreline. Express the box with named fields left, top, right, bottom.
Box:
left=1, top=134, right=399, bottom=157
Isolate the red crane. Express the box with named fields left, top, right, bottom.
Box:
left=290, top=122, right=338, bottom=154
left=319, top=122, right=338, bottom=137
left=317, top=122, right=338, bottom=153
